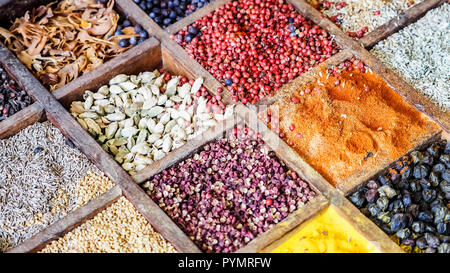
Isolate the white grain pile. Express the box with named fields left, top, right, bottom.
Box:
left=308, top=0, right=423, bottom=34
left=371, top=3, right=450, bottom=111
left=0, top=121, right=99, bottom=252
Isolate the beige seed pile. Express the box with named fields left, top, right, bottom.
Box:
left=307, top=0, right=423, bottom=35
left=40, top=197, right=177, bottom=253
left=74, top=171, right=115, bottom=209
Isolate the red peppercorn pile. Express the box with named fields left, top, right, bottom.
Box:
left=174, top=0, right=339, bottom=104
left=142, top=126, right=316, bottom=252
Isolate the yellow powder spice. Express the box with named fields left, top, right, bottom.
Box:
left=265, top=206, right=379, bottom=253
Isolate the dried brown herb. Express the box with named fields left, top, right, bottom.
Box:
left=0, top=0, right=137, bottom=91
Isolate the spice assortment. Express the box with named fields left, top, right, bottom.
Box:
left=306, top=0, right=423, bottom=38
left=70, top=70, right=234, bottom=176
left=0, top=122, right=112, bottom=252
left=349, top=139, right=450, bottom=253
left=40, top=196, right=177, bottom=253
left=174, top=0, right=338, bottom=104
left=371, top=3, right=450, bottom=111
left=134, top=0, right=213, bottom=28
left=0, top=0, right=448, bottom=254
left=0, top=64, right=32, bottom=121
left=142, top=126, right=316, bottom=252
left=0, top=0, right=146, bottom=91
left=262, top=59, right=438, bottom=186
left=264, top=206, right=379, bottom=253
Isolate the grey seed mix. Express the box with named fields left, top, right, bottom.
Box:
left=0, top=121, right=110, bottom=252
left=371, top=3, right=450, bottom=111
left=307, top=0, right=423, bottom=35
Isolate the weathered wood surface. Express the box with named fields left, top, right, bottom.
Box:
left=7, top=186, right=122, bottom=253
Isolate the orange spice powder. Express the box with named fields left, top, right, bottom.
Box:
left=269, top=64, right=439, bottom=186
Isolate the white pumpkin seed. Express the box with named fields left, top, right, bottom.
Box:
left=109, top=84, right=123, bottom=94
left=153, top=149, right=165, bottom=161
left=162, top=137, right=172, bottom=153
left=157, top=94, right=168, bottom=105
left=121, top=127, right=139, bottom=138
left=110, top=74, right=129, bottom=85
left=119, top=81, right=137, bottom=91
left=131, top=143, right=151, bottom=155
left=178, top=83, right=191, bottom=98
left=147, top=133, right=161, bottom=143
left=147, top=106, right=164, bottom=118
left=105, top=112, right=126, bottom=121
left=191, top=77, right=204, bottom=94
left=165, top=77, right=179, bottom=96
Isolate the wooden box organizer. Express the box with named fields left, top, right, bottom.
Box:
left=0, top=0, right=448, bottom=253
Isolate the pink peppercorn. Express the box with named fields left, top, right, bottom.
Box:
left=175, top=0, right=338, bottom=104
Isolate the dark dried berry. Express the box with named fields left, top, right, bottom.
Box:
left=437, top=222, right=449, bottom=235
left=440, top=154, right=450, bottom=165
left=409, top=180, right=421, bottom=192
left=65, top=138, right=75, bottom=149
left=366, top=180, right=379, bottom=189
left=402, top=193, right=412, bottom=207
left=349, top=191, right=366, bottom=208
left=380, top=224, right=392, bottom=234
left=440, top=180, right=450, bottom=194
left=424, top=233, right=440, bottom=248
left=378, top=211, right=391, bottom=224
left=402, top=238, right=415, bottom=247
left=442, top=169, right=450, bottom=182
left=376, top=196, right=389, bottom=211
left=412, top=221, right=425, bottom=233
left=365, top=189, right=378, bottom=203
left=438, top=243, right=450, bottom=253
left=432, top=163, right=445, bottom=173
left=389, top=199, right=404, bottom=213
left=431, top=206, right=447, bottom=224
left=429, top=172, right=440, bottom=187
left=368, top=203, right=381, bottom=217
left=422, top=189, right=437, bottom=203
left=410, top=151, right=423, bottom=164
left=427, top=143, right=441, bottom=157
left=378, top=185, right=397, bottom=199
left=378, top=175, right=389, bottom=185
left=416, top=236, right=428, bottom=249
left=401, top=166, right=411, bottom=180
left=406, top=204, right=420, bottom=217
left=419, top=178, right=431, bottom=190
left=412, top=191, right=423, bottom=203
left=444, top=141, right=450, bottom=154
left=421, top=155, right=434, bottom=166
left=418, top=211, right=433, bottom=222
left=390, top=213, right=408, bottom=232
left=413, top=165, right=429, bottom=179
left=33, top=147, right=44, bottom=156
left=396, top=228, right=411, bottom=240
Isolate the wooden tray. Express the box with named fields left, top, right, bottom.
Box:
left=0, top=0, right=448, bottom=253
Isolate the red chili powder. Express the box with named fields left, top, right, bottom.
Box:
left=269, top=65, right=439, bottom=186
